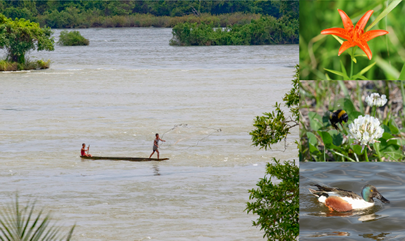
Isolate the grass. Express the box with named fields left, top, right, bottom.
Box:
left=0, top=59, right=50, bottom=71
left=300, top=80, right=405, bottom=161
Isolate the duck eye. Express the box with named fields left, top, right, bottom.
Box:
left=370, top=190, right=373, bottom=192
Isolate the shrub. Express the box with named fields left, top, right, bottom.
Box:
left=58, top=30, right=89, bottom=46
left=170, top=16, right=299, bottom=46
left=0, top=59, right=50, bottom=71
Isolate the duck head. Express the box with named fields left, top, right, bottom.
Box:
left=361, top=184, right=390, bottom=204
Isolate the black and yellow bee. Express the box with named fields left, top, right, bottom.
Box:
left=329, top=109, right=348, bottom=129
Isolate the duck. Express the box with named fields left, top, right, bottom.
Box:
left=309, top=184, right=390, bottom=212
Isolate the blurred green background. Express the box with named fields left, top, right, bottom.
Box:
left=300, top=0, right=405, bottom=80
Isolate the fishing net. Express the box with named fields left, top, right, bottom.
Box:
left=158, top=124, right=222, bottom=150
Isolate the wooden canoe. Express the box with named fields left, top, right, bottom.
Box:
left=80, top=156, right=168, bottom=162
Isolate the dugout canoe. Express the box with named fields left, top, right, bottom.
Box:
left=80, top=156, right=168, bottom=162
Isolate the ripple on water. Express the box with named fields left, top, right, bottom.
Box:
left=300, top=162, right=405, bottom=240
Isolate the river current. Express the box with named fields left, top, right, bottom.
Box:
left=0, top=28, right=298, bottom=240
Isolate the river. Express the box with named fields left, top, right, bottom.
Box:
left=0, top=28, right=298, bottom=240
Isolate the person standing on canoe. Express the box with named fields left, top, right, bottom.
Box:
left=81, top=143, right=92, bottom=157
left=149, top=133, right=165, bottom=159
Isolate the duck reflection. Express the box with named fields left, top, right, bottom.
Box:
left=310, top=231, right=349, bottom=237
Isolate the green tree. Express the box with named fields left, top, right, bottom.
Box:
left=250, top=66, right=299, bottom=150
left=246, top=159, right=299, bottom=240
left=246, top=66, right=299, bottom=240
left=0, top=14, right=54, bottom=64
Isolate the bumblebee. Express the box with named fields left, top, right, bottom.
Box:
left=329, top=109, right=348, bottom=129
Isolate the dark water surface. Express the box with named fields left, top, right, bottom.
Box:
left=300, top=162, right=405, bottom=241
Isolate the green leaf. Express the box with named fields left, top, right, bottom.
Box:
left=381, top=125, right=392, bottom=135
left=306, top=132, right=318, bottom=146
left=340, top=61, right=349, bottom=80
left=332, top=34, right=344, bottom=44
left=309, top=143, right=321, bottom=156
left=308, top=112, right=323, bottom=131
left=318, top=131, right=333, bottom=147
left=375, top=56, right=400, bottom=79
left=399, top=63, right=405, bottom=80
left=352, top=145, right=364, bottom=155
left=350, top=111, right=362, bottom=120
left=335, top=98, right=357, bottom=116
left=352, top=62, right=376, bottom=79
left=328, top=130, right=343, bottom=146
left=388, top=119, right=400, bottom=135
left=366, top=0, right=402, bottom=31
left=324, top=68, right=346, bottom=77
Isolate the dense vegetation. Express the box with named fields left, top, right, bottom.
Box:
left=170, top=16, right=298, bottom=46
left=0, top=0, right=294, bottom=28
left=58, top=30, right=89, bottom=46
left=0, top=13, right=53, bottom=71
left=300, top=80, right=405, bottom=161
left=247, top=67, right=299, bottom=240
left=170, top=1, right=298, bottom=46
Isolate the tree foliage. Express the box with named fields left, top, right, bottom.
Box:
left=170, top=16, right=298, bottom=46
left=250, top=65, right=299, bottom=150
left=246, top=159, right=299, bottom=240
left=247, top=66, right=299, bottom=240
left=58, top=30, right=89, bottom=46
left=0, top=0, right=299, bottom=29
left=0, top=14, right=54, bottom=64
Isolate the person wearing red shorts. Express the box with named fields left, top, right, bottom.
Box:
left=81, top=143, right=92, bottom=157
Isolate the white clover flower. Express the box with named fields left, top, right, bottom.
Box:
left=365, top=93, right=387, bottom=107
left=348, top=115, right=384, bottom=146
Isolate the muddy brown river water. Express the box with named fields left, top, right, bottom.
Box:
left=1, top=28, right=298, bottom=240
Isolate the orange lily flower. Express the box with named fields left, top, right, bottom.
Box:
left=321, top=9, right=388, bottom=60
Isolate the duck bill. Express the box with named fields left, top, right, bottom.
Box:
left=376, top=192, right=390, bottom=204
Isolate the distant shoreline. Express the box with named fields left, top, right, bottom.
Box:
left=37, top=13, right=263, bottom=29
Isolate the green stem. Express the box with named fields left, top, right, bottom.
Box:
left=350, top=48, right=355, bottom=79
left=401, top=80, right=405, bottom=127
left=364, top=148, right=369, bottom=162
left=357, top=82, right=364, bottom=113
left=372, top=106, right=377, bottom=117
left=374, top=143, right=383, bottom=162
left=330, top=150, right=356, bottom=162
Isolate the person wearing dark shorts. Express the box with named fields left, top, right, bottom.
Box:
left=149, top=133, right=165, bottom=159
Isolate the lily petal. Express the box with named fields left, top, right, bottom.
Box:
left=338, top=9, right=354, bottom=32
left=338, top=41, right=356, bottom=56
left=362, top=30, right=389, bottom=41
left=357, top=40, right=373, bottom=60
left=321, top=28, right=351, bottom=40
left=355, top=10, right=373, bottom=31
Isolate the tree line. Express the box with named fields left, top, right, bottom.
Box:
left=0, top=0, right=298, bottom=28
